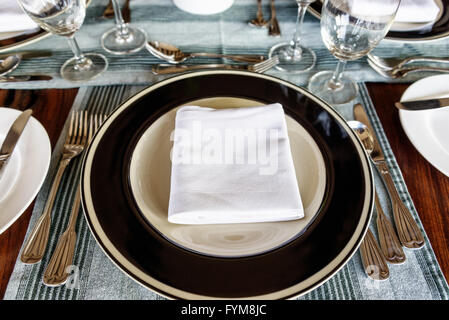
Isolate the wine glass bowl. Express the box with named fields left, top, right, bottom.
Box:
left=308, top=0, right=400, bottom=105
left=17, top=0, right=107, bottom=82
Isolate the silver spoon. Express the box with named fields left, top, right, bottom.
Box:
left=0, top=54, right=21, bottom=77
left=368, top=57, right=449, bottom=79
left=146, top=41, right=266, bottom=64
left=348, top=120, right=406, bottom=265
left=368, top=53, right=449, bottom=71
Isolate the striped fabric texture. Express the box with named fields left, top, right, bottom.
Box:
left=4, top=83, right=449, bottom=300
left=1, top=0, right=449, bottom=90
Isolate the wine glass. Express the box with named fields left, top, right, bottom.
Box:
left=17, top=0, right=108, bottom=82
left=268, top=0, right=317, bottom=73
left=101, top=0, right=147, bottom=55
left=308, top=0, right=400, bottom=105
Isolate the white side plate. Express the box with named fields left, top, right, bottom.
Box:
left=399, top=74, right=449, bottom=177
left=0, top=107, right=51, bottom=234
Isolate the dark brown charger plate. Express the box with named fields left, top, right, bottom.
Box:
left=309, top=0, right=449, bottom=41
left=80, top=71, right=373, bottom=299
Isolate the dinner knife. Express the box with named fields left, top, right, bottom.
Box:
left=0, top=75, right=53, bottom=82
left=395, top=97, right=449, bottom=111
left=0, top=109, right=33, bottom=173
left=0, top=51, right=52, bottom=60
left=353, top=103, right=425, bottom=249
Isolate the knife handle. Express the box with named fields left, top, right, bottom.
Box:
left=152, top=64, right=246, bottom=75
left=375, top=161, right=425, bottom=249
left=20, top=158, right=70, bottom=264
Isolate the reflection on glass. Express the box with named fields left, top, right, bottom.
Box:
left=308, top=0, right=400, bottom=105
left=18, top=0, right=108, bottom=82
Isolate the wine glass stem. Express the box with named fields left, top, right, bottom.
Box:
left=67, top=37, right=88, bottom=67
left=112, top=0, right=129, bottom=37
left=289, top=3, right=309, bottom=57
left=328, top=59, right=347, bottom=90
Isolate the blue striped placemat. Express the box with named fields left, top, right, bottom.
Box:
left=3, top=82, right=449, bottom=300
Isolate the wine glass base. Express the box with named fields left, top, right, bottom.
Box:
left=60, top=53, right=108, bottom=82
left=101, top=25, right=147, bottom=55
left=308, top=70, right=358, bottom=105
left=268, top=42, right=316, bottom=73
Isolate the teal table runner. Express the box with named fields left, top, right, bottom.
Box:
left=1, top=0, right=449, bottom=89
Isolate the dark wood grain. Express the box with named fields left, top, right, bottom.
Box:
left=367, top=83, right=449, bottom=282
left=0, top=88, right=78, bottom=299
left=0, top=84, right=447, bottom=300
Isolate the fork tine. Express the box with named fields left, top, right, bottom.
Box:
left=76, top=111, right=84, bottom=145
left=88, top=114, right=94, bottom=143
left=95, top=114, right=99, bottom=133
left=81, top=111, right=88, bottom=146
left=256, top=56, right=277, bottom=69
left=253, top=56, right=278, bottom=73
left=71, top=111, right=80, bottom=145
left=65, top=112, right=75, bottom=145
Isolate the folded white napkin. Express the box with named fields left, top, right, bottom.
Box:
left=349, top=0, right=440, bottom=23
left=168, top=104, right=304, bottom=225
left=0, top=0, right=39, bottom=34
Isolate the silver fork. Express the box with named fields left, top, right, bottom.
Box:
left=43, top=114, right=106, bottom=286
left=21, top=111, right=89, bottom=264
left=151, top=56, right=280, bottom=75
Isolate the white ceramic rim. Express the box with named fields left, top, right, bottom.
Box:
left=0, top=107, right=51, bottom=234
left=399, top=74, right=449, bottom=177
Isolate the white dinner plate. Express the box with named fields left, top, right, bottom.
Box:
left=0, top=107, right=51, bottom=234
left=399, top=74, right=449, bottom=177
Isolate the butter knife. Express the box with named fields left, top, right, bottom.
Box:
left=395, top=97, right=449, bottom=111
left=0, top=109, right=33, bottom=173
left=0, top=75, right=53, bottom=82
left=353, top=103, right=425, bottom=249
left=0, top=51, right=52, bottom=60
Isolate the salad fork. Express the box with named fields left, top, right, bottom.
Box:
left=20, top=111, right=89, bottom=264
left=43, top=114, right=106, bottom=286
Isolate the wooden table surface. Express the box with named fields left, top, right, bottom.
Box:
left=0, top=83, right=448, bottom=299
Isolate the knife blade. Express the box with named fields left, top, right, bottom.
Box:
left=353, top=103, right=425, bottom=249
left=394, top=97, right=449, bottom=111
left=0, top=75, right=53, bottom=82
left=0, top=109, right=33, bottom=173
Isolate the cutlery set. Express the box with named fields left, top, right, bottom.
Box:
left=350, top=103, right=425, bottom=280
left=19, top=111, right=106, bottom=286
